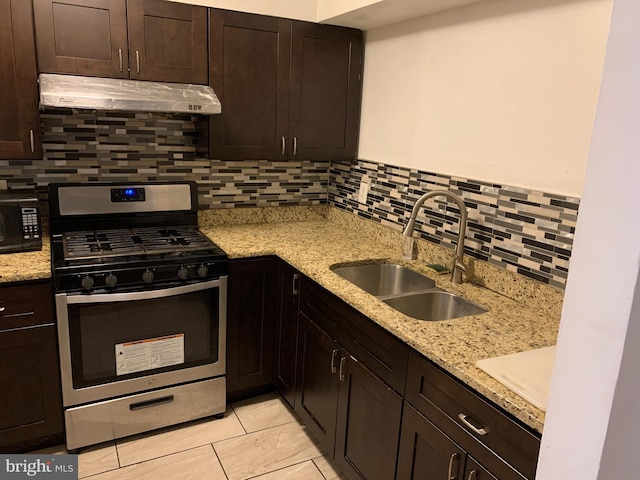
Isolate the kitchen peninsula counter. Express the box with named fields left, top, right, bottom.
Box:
left=200, top=207, right=561, bottom=434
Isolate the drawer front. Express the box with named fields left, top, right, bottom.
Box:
left=406, top=352, right=540, bottom=480
left=0, top=283, right=54, bottom=330
left=65, top=376, right=226, bottom=450
left=300, top=277, right=408, bottom=394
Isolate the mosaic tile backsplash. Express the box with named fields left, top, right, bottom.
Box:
left=328, top=160, right=579, bottom=289
left=1, top=111, right=327, bottom=208
left=1, top=111, right=579, bottom=288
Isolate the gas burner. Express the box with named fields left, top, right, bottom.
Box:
left=62, top=226, right=215, bottom=261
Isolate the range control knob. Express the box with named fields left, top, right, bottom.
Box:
left=197, top=264, right=208, bottom=278
left=105, top=273, right=118, bottom=288
left=177, top=266, right=189, bottom=280
left=142, top=269, right=154, bottom=284
left=80, top=275, right=94, bottom=290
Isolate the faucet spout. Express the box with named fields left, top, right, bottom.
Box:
left=402, top=190, right=468, bottom=284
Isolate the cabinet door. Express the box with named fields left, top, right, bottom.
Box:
left=335, top=355, right=403, bottom=480
left=33, top=0, right=129, bottom=78
left=465, top=457, right=499, bottom=480
left=0, top=0, right=42, bottom=159
left=397, top=403, right=466, bottom=480
left=0, top=325, right=63, bottom=452
left=295, top=314, right=341, bottom=456
left=209, top=9, right=290, bottom=160
left=127, top=0, right=208, bottom=83
left=226, top=258, right=277, bottom=399
left=273, top=262, right=300, bottom=407
left=290, top=22, right=363, bottom=162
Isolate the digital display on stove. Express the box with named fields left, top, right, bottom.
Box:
left=111, top=187, right=146, bottom=202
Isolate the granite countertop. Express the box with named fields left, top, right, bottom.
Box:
left=200, top=213, right=560, bottom=434
left=0, top=237, right=51, bottom=284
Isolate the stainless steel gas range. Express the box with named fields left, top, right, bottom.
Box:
left=48, top=182, right=228, bottom=451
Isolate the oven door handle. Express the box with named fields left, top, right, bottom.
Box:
left=62, top=279, right=224, bottom=305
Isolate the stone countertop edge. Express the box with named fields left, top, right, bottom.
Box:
left=200, top=216, right=560, bottom=434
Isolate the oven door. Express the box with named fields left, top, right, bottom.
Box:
left=56, top=277, right=227, bottom=407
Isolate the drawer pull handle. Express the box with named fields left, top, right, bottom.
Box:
left=129, top=395, right=174, bottom=411
left=447, top=452, right=459, bottom=480
left=330, top=349, right=339, bottom=373
left=339, top=356, right=347, bottom=382
left=0, top=306, right=5, bottom=313
left=467, top=470, right=477, bottom=480
left=458, top=413, right=488, bottom=436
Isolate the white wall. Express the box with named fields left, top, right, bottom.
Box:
left=358, top=0, right=612, bottom=197
left=169, top=0, right=318, bottom=21
left=536, top=0, right=640, bottom=477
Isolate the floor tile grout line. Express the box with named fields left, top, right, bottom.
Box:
left=229, top=402, right=249, bottom=434
left=310, top=457, right=329, bottom=480
left=242, top=459, right=322, bottom=480
left=210, top=442, right=230, bottom=480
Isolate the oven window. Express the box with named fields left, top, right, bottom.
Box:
left=67, top=288, right=220, bottom=388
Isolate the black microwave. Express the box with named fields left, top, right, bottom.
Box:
left=0, top=192, right=42, bottom=254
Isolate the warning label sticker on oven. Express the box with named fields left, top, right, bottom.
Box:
left=115, top=334, right=185, bottom=376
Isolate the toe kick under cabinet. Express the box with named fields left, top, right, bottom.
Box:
left=288, top=273, right=541, bottom=480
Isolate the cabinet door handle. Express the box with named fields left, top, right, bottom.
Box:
left=330, top=349, right=339, bottom=373
left=281, top=136, right=286, bottom=155
left=118, top=48, right=123, bottom=72
left=29, top=130, right=35, bottom=153
left=293, top=136, right=298, bottom=156
left=467, top=471, right=477, bottom=480
left=0, top=306, right=5, bottom=313
left=458, top=413, right=488, bottom=436
left=136, top=50, right=141, bottom=74
left=447, top=452, right=459, bottom=480
left=339, top=356, right=347, bottom=381
left=292, top=273, right=300, bottom=295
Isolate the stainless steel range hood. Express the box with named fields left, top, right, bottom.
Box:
left=39, top=74, right=221, bottom=115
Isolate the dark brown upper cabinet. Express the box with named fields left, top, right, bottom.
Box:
left=209, top=9, right=363, bottom=161
left=32, top=0, right=208, bottom=84
left=0, top=0, right=42, bottom=159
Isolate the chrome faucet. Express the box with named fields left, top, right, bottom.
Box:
left=402, top=190, right=468, bottom=284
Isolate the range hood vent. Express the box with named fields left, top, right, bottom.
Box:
left=39, top=74, right=221, bottom=115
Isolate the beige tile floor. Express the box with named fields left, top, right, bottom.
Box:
left=34, top=392, right=347, bottom=480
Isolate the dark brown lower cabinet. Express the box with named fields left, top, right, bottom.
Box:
left=295, top=314, right=341, bottom=455
left=0, top=282, right=63, bottom=452
left=226, top=257, right=278, bottom=400
left=397, top=403, right=500, bottom=480
left=230, top=262, right=538, bottom=480
left=335, top=354, right=403, bottom=480
left=273, top=262, right=301, bottom=407
left=295, top=311, right=402, bottom=479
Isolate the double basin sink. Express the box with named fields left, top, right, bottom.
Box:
left=331, top=262, right=487, bottom=321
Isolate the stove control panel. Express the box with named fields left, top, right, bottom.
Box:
left=67, top=261, right=227, bottom=293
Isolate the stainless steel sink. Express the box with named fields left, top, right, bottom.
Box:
left=331, top=261, right=488, bottom=321
left=331, top=263, right=436, bottom=297
left=383, top=290, right=488, bottom=321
